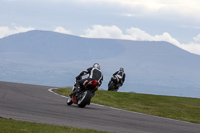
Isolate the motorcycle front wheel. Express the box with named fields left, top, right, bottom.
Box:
left=67, top=97, right=73, bottom=105
left=108, top=82, right=118, bottom=91
left=78, top=90, right=92, bottom=108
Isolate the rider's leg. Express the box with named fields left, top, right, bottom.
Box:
left=75, top=78, right=87, bottom=93
left=72, top=82, right=76, bottom=92
left=108, top=76, right=114, bottom=86
left=70, top=79, right=83, bottom=96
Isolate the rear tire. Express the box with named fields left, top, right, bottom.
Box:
left=78, top=90, right=92, bottom=108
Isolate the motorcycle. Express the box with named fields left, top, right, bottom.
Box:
left=67, top=80, right=99, bottom=108
left=108, top=75, right=122, bottom=91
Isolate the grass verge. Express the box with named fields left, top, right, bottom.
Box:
left=54, top=88, right=200, bottom=124
left=0, top=117, right=108, bottom=133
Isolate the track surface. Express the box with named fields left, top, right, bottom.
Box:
left=0, top=81, right=200, bottom=133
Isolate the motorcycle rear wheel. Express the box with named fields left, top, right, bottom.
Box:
left=78, top=90, right=92, bottom=108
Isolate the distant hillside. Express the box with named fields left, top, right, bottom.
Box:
left=0, top=30, right=200, bottom=98
left=0, top=30, right=125, bottom=62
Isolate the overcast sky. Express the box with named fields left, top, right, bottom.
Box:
left=1, top=0, right=200, bottom=55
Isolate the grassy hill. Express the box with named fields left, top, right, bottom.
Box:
left=54, top=88, right=200, bottom=124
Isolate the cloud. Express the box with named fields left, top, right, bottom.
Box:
left=82, top=25, right=180, bottom=44
left=5, top=0, right=200, bottom=21
left=193, top=34, right=200, bottom=43
left=0, top=25, right=35, bottom=38
left=82, top=25, right=200, bottom=55
left=180, top=25, right=200, bottom=30
left=179, top=43, right=200, bottom=55
left=54, top=26, right=72, bottom=34
left=126, top=28, right=181, bottom=46
left=120, top=13, right=135, bottom=17
left=179, top=34, right=200, bottom=55
left=81, top=25, right=131, bottom=40
left=0, top=25, right=72, bottom=38
left=77, top=0, right=200, bottom=21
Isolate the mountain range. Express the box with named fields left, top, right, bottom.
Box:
left=0, top=30, right=200, bottom=98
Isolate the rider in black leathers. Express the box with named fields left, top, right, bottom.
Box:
left=70, top=63, right=103, bottom=96
left=108, top=67, right=125, bottom=88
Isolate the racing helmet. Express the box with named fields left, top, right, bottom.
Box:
left=93, top=63, right=100, bottom=70
left=119, top=67, right=124, bottom=72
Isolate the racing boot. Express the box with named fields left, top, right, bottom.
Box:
left=70, top=87, right=81, bottom=97
left=70, top=81, right=82, bottom=97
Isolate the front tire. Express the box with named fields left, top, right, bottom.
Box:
left=108, top=82, right=117, bottom=91
left=78, top=90, right=92, bottom=108
left=67, top=97, right=73, bottom=105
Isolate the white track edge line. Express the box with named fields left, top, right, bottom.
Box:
left=48, top=88, right=195, bottom=125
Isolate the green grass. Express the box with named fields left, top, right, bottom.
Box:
left=1, top=88, right=199, bottom=133
left=0, top=117, right=108, bottom=133
left=54, top=88, right=200, bottom=124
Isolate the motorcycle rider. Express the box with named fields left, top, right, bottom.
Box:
left=70, top=63, right=103, bottom=96
left=108, top=67, right=125, bottom=88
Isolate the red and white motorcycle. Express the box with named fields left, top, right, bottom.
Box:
left=67, top=80, right=99, bottom=108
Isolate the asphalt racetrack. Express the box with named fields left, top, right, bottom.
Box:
left=0, top=81, right=200, bottom=133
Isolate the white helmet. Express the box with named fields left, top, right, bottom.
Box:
left=93, top=63, right=100, bottom=70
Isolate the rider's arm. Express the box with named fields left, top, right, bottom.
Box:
left=99, top=75, right=103, bottom=86
left=113, top=71, right=118, bottom=76
left=79, top=70, right=88, bottom=77
left=77, top=67, right=92, bottom=79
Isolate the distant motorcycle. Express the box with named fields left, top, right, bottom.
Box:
left=108, top=75, right=122, bottom=91
left=67, top=80, right=99, bottom=108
